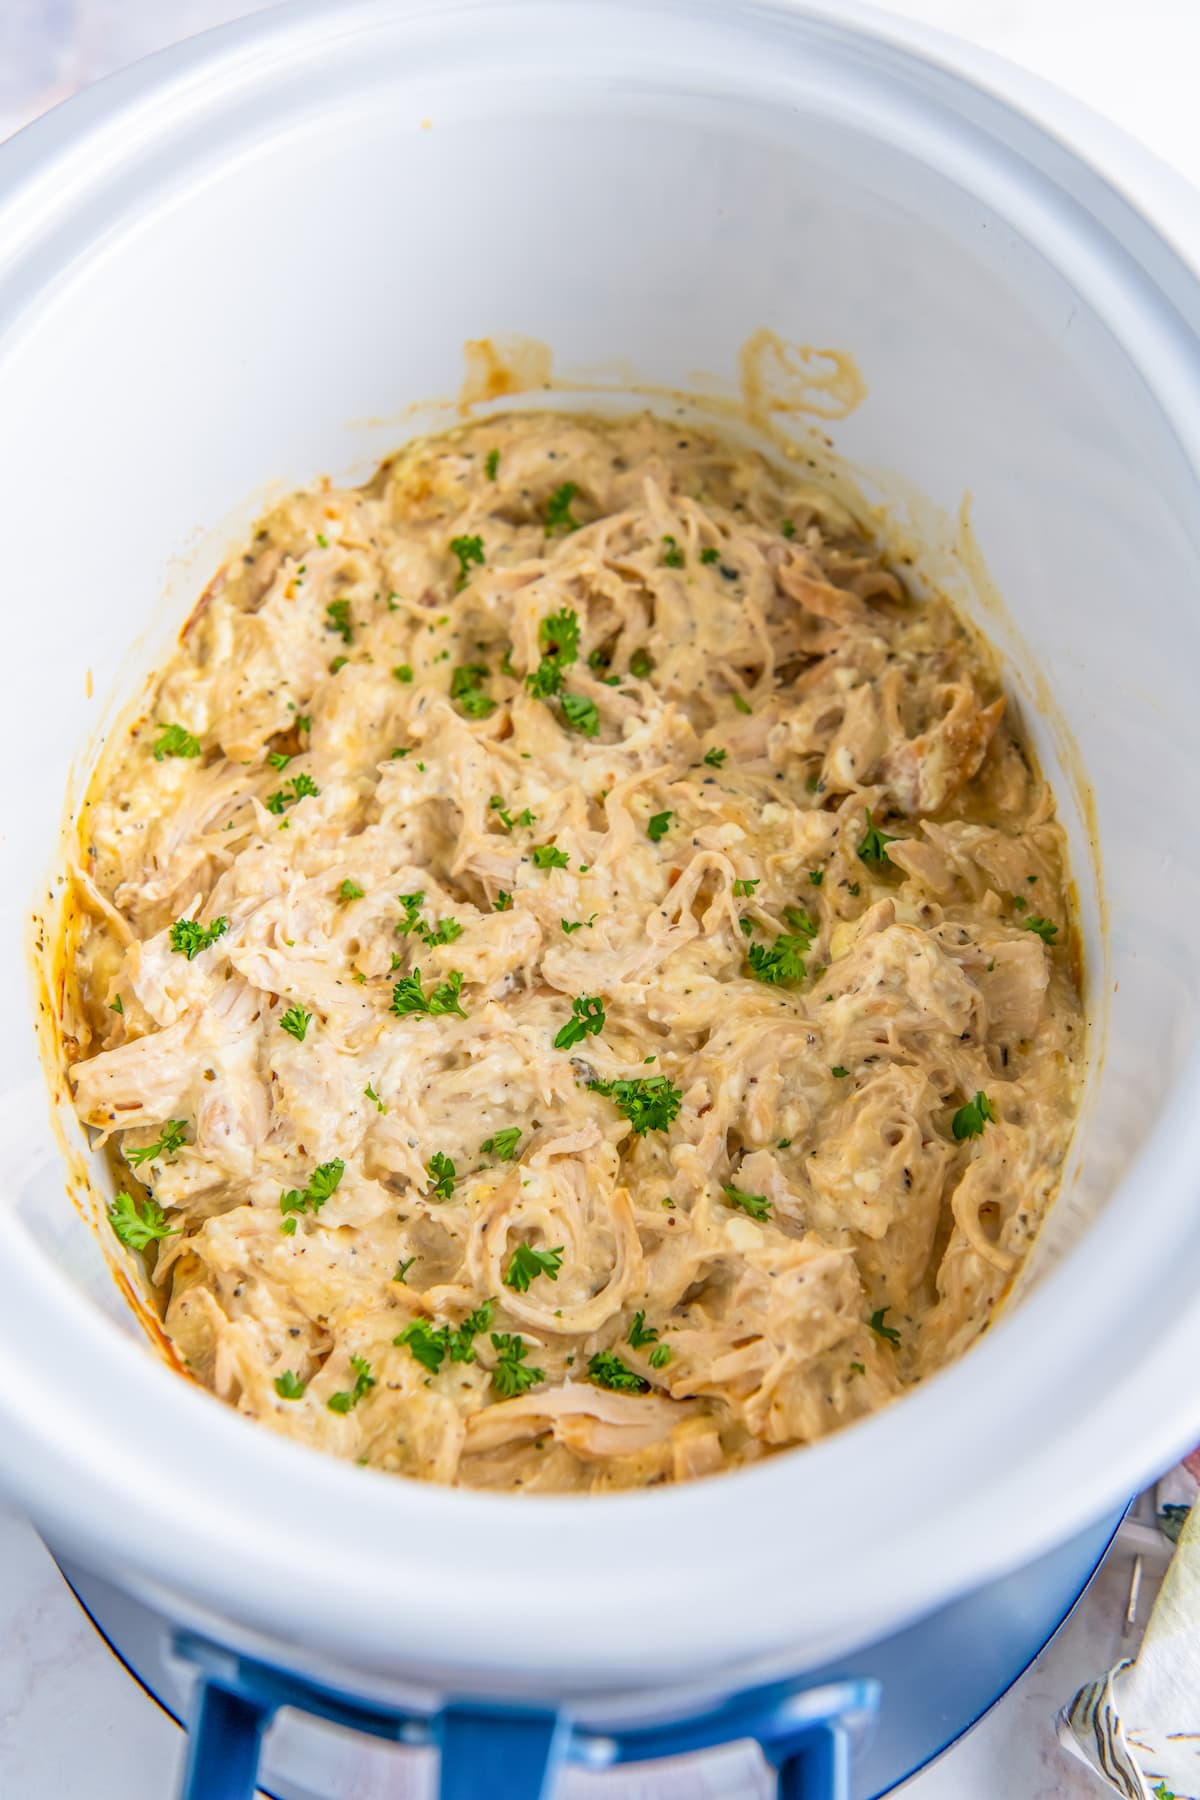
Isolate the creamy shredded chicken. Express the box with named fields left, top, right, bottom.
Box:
left=62, top=411, right=1083, bottom=1492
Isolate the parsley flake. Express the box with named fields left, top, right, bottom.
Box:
left=869, top=1307, right=901, bottom=1346
left=153, top=722, right=202, bottom=761
left=699, top=546, right=720, bottom=565
left=365, top=1083, right=385, bottom=1113
left=390, top=967, right=467, bottom=1019
left=328, top=1353, right=375, bottom=1414
left=339, top=879, right=364, bottom=901
left=426, top=1152, right=456, bottom=1200
left=1024, top=915, right=1058, bottom=944
left=647, top=810, right=672, bottom=843
left=125, top=1119, right=188, bottom=1167
left=449, top=533, right=485, bottom=588
left=325, top=599, right=354, bottom=644
left=450, top=662, right=495, bottom=718
left=168, top=915, right=228, bottom=960
left=504, top=1243, right=564, bottom=1291
left=858, top=808, right=898, bottom=867
left=481, top=1126, right=522, bottom=1161
left=532, top=843, right=570, bottom=870
left=588, top=1075, right=681, bottom=1135
left=279, top=1005, right=312, bottom=1042
left=560, top=691, right=600, bottom=736
left=265, top=772, right=320, bottom=815
left=554, top=994, right=606, bottom=1050
left=274, top=1371, right=306, bottom=1400
left=661, top=534, right=685, bottom=568
left=544, top=481, right=580, bottom=535
left=703, top=747, right=727, bottom=767
left=491, top=1332, right=544, bottom=1397
left=589, top=1350, right=650, bottom=1393
left=279, top=1159, right=345, bottom=1228
left=721, top=1183, right=771, bottom=1221
left=392, top=664, right=413, bottom=683
left=952, top=1091, right=997, bottom=1140
left=108, top=1191, right=177, bottom=1250
left=485, top=448, right=500, bottom=480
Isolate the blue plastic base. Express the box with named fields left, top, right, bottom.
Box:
left=54, top=1503, right=1123, bottom=1800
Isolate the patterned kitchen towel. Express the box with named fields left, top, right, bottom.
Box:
left=1060, top=1461, right=1200, bottom=1799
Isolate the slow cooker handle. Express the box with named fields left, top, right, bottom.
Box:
left=175, top=1631, right=879, bottom=1798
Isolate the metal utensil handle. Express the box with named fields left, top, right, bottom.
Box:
left=176, top=1632, right=878, bottom=1800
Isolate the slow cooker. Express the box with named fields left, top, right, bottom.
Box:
left=3, top=1, right=1200, bottom=1795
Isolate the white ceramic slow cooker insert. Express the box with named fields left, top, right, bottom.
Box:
left=2, top=0, right=1200, bottom=1735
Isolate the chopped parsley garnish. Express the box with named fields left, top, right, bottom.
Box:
left=485, top=448, right=500, bottom=480
left=109, top=995, right=124, bottom=1014
left=327, top=1353, right=375, bottom=1414
left=868, top=1307, right=901, bottom=1346
left=527, top=608, right=580, bottom=698
left=560, top=691, right=600, bottom=736
left=108, top=1191, right=177, bottom=1250
left=492, top=890, right=513, bottom=911
left=857, top=808, right=897, bottom=867
left=589, top=1350, right=650, bottom=1393
left=365, top=1083, right=385, bottom=1113
left=661, top=534, right=685, bottom=568
left=699, top=546, right=720, bottom=565
left=746, top=934, right=811, bottom=986
left=449, top=1300, right=494, bottom=1364
left=393, top=1255, right=415, bottom=1284
left=450, top=662, right=495, bottom=718
left=295, top=714, right=312, bottom=732
left=491, top=1332, right=544, bottom=1397
left=732, top=692, right=753, bottom=715
left=543, top=481, right=580, bottom=535
left=325, top=599, right=354, bottom=644
left=733, top=878, right=758, bottom=897
left=560, top=914, right=597, bottom=935
left=392, top=664, right=413, bottom=683
left=390, top=967, right=467, bottom=1019
left=168, top=915, right=229, bottom=959
left=329, top=655, right=348, bottom=673
left=504, top=1243, right=564, bottom=1291
left=279, top=1005, right=312, bottom=1042
left=721, top=1183, right=771, bottom=1221
left=339, top=879, right=364, bottom=901
left=481, top=1126, right=522, bottom=1161
left=395, top=1319, right=449, bottom=1374
left=783, top=904, right=817, bottom=936
left=809, top=869, right=824, bottom=886
left=396, top=891, right=425, bottom=935
left=649, top=1343, right=672, bottom=1369
left=450, top=533, right=485, bottom=588
left=781, top=517, right=796, bottom=538
left=629, top=648, right=654, bottom=679
left=703, top=747, right=727, bottom=768
left=265, top=772, right=320, bottom=814
left=153, top=722, right=201, bottom=761
left=831, top=1065, right=849, bottom=1079
left=279, top=1158, right=345, bottom=1229
left=647, top=810, right=672, bottom=843
left=126, top=1118, right=188, bottom=1167
left=627, top=1311, right=659, bottom=1350
left=588, top=1075, right=681, bottom=1135
left=426, top=1151, right=456, bottom=1199
left=532, top=843, right=570, bottom=870
left=1012, top=894, right=1028, bottom=912
left=1024, top=915, right=1058, bottom=944
left=268, top=751, right=292, bottom=771
left=274, top=1371, right=306, bottom=1400
left=554, top=994, right=606, bottom=1050
left=952, top=1091, right=997, bottom=1140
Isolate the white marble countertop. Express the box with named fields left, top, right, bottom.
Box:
left=2, top=3, right=1199, bottom=1796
